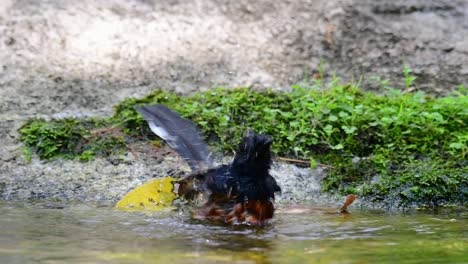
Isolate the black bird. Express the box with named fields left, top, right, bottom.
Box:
left=136, top=104, right=281, bottom=225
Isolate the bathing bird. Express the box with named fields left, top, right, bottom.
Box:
left=135, top=104, right=281, bottom=226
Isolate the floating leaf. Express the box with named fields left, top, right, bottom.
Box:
left=116, top=177, right=177, bottom=211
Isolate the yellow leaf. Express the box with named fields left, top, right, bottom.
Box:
left=115, top=177, right=177, bottom=211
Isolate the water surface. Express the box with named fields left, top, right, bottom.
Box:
left=0, top=201, right=466, bottom=263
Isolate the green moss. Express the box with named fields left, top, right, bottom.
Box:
left=19, top=118, right=126, bottom=161
left=18, top=76, right=468, bottom=207
left=77, top=135, right=126, bottom=161
left=19, top=118, right=89, bottom=159
left=362, top=159, right=467, bottom=207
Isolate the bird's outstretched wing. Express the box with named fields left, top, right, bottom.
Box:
left=135, top=104, right=213, bottom=171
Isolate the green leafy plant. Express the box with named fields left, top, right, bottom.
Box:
left=19, top=119, right=89, bottom=159
left=19, top=119, right=126, bottom=161
left=403, top=64, right=417, bottom=89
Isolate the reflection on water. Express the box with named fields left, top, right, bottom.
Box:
left=0, top=201, right=466, bottom=263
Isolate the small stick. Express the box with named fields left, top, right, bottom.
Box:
left=276, top=157, right=335, bottom=168
left=276, top=157, right=310, bottom=164
left=90, top=126, right=121, bottom=136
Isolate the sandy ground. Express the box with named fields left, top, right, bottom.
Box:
left=0, top=0, right=467, bottom=205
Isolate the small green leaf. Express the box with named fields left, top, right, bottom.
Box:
left=309, top=158, right=318, bottom=169
left=324, top=124, right=333, bottom=135
left=338, top=111, right=349, bottom=118
left=342, top=125, right=357, bottom=135
left=449, top=142, right=465, bottom=149
left=331, top=143, right=344, bottom=150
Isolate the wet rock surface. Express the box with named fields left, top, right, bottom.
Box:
left=0, top=0, right=466, bottom=204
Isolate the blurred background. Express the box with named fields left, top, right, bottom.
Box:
left=1, top=0, right=467, bottom=118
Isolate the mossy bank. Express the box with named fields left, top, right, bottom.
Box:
left=18, top=76, right=468, bottom=208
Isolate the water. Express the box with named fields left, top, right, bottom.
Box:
left=0, top=201, right=466, bottom=264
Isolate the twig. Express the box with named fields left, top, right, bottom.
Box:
left=276, top=157, right=310, bottom=164
left=276, top=157, right=335, bottom=169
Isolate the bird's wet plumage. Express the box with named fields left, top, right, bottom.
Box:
left=136, top=104, right=281, bottom=226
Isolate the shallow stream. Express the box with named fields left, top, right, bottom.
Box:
left=0, top=201, right=466, bottom=263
